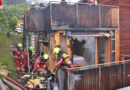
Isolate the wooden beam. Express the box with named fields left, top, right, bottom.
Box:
left=60, top=33, right=68, bottom=53
left=69, top=33, right=112, bottom=37
left=115, top=30, right=120, bottom=61
left=106, top=38, right=109, bottom=64
left=95, top=37, right=98, bottom=66
left=106, top=37, right=112, bottom=65
left=110, top=36, right=112, bottom=63
left=67, top=39, right=72, bottom=55
left=54, top=31, right=64, bottom=46
left=42, top=35, right=57, bottom=73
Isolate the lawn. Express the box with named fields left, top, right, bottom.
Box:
left=0, top=32, right=23, bottom=80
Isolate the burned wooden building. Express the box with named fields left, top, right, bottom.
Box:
left=25, top=1, right=119, bottom=66
left=23, top=1, right=130, bottom=90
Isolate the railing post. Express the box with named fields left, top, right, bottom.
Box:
left=26, top=34, right=30, bottom=74
left=99, top=5, right=101, bottom=28
left=77, top=4, right=79, bottom=25
left=68, top=71, right=69, bottom=90
left=123, top=60, right=126, bottom=87
left=99, top=66, right=101, bottom=90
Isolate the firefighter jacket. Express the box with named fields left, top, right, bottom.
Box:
left=33, top=56, right=47, bottom=72
left=21, top=50, right=32, bottom=67
left=57, top=51, right=74, bottom=72
left=12, top=47, right=22, bottom=60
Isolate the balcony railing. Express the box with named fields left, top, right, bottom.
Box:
left=56, top=59, right=130, bottom=90
left=25, top=2, right=119, bottom=32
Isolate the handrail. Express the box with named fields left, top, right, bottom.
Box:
left=120, top=54, right=130, bottom=57
left=65, top=59, right=130, bottom=71
left=46, top=1, right=119, bottom=8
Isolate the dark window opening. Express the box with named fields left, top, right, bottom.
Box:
left=97, top=37, right=106, bottom=64
left=72, top=37, right=95, bottom=65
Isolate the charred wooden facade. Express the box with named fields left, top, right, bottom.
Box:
left=24, top=2, right=119, bottom=70
left=25, top=2, right=119, bottom=31
left=98, top=0, right=130, bottom=56
left=58, top=60, right=130, bottom=90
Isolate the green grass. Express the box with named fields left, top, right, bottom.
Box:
left=0, top=32, right=23, bottom=80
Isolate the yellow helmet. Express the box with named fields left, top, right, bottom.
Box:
left=31, top=2, right=35, bottom=6
left=54, top=47, right=61, bottom=55
left=27, top=7, right=31, bottom=11
left=43, top=54, right=49, bottom=60
left=62, top=53, right=67, bottom=59
left=29, top=46, right=34, bottom=51
left=95, top=0, right=98, bottom=4
left=18, top=43, right=22, bottom=48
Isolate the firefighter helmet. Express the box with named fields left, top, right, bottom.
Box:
left=31, top=2, right=35, bottom=6
left=29, top=46, right=34, bottom=51
left=39, top=2, right=45, bottom=7
left=43, top=54, right=49, bottom=60
left=54, top=47, right=61, bottom=55
left=18, top=43, right=22, bottom=48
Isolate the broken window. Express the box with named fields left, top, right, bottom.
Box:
left=72, top=36, right=110, bottom=66
left=72, top=37, right=95, bottom=65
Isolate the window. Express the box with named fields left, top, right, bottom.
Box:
left=72, top=37, right=95, bottom=65
left=72, top=36, right=111, bottom=66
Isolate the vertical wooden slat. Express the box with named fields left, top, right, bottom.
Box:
left=110, top=36, right=112, bottom=63
left=106, top=37, right=112, bottom=65
left=67, top=39, right=72, bottom=55
left=106, top=38, right=109, bottom=64
left=125, top=63, right=130, bottom=86
left=115, top=30, right=120, bottom=61
left=95, top=37, right=98, bottom=65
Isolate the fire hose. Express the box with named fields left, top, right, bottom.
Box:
left=0, top=73, right=27, bottom=90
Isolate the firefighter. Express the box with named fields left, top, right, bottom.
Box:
left=39, top=2, right=45, bottom=7
left=95, top=0, right=98, bottom=4
left=32, top=54, right=49, bottom=75
left=12, top=43, right=23, bottom=72
left=21, top=46, right=35, bottom=72
left=31, top=1, right=36, bottom=8
left=54, top=47, right=74, bottom=72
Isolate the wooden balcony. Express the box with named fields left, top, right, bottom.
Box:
left=25, top=2, right=119, bottom=32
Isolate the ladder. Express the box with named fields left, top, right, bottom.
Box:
left=26, top=33, right=36, bottom=74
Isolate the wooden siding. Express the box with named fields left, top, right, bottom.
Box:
left=119, top=0, right=130, bottom=55
left=50, top=3, right=119, bottom=30
left=98, top=0, right=130, bottom=57
left=25, top=8, right=45, bottom=32
left=59, top=62, right=130, bottom=90
left=25, top=2, right=119, bottom=31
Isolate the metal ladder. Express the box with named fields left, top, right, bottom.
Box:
left=26, top=33, right=36, bottom=74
